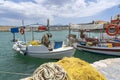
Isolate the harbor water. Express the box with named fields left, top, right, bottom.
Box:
left=0, top=30, right=119, bottom=80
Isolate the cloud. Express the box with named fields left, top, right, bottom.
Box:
left=55, top=0, right=120, bottom=17
left=0, top=0, right=120, bottom=25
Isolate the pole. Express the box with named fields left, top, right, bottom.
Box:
left=31, top=27, right=34, bottom=40
left=13, top=33, right=15, bottom=42
left=69, top=23, right=71, bottom=35
left=22, top=19, right=26, bottom=43
left=47, top=19, right=50, bottom=33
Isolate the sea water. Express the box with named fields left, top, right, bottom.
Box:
left=0, top=30, right=118, bottom=80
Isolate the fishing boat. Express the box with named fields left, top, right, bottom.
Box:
left=76, top=41, right=120, bottom=56
left=71, top=14, right=120, bottom=56
left=35, top=25, right=48, bottom=32
left=11, top=20, right=75, bottom=59
left=12, top=40, right=75, bottom=59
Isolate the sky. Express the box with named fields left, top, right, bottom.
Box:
left=0, top=0, right=120, bottom=26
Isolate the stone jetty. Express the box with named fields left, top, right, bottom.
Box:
left=91, top=58, right=120, bottom=80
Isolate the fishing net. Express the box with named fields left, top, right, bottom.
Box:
left=29, top=40, right=40, bottom=46
left=21, top=57, right=106, bottom=80
left=57, top=57, right=106, bottom=80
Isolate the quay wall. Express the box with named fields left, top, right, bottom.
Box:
left=0, top=26, right=13, bottom=32
left=0, top=26, right=69, bottom=32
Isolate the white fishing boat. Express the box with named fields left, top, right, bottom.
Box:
left=76, top=41, right=120, bottom=56
left=11, top=19, right=75, bottom=59
left=12, top=40, right=75, bottom=59
left=71, top=15, right=120, bottom=56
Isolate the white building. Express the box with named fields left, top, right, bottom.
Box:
left=114, top=14, right=120, bottom=20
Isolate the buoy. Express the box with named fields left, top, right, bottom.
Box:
left=20, top=28, right=24, bottom=35
left=106, top=24, right=118, bottom=36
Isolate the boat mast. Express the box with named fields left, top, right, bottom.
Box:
left=22, top=19, right=26, bottom=42
left=31, top=27, right=34, bottom=40
left=69, top=23, right=71, bottom=36
left=47, top=19, right=50, bottom=33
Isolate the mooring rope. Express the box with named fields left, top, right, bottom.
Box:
left=0, top=71, right=31, bottom=76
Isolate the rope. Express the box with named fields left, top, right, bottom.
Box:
left=0, top=71, right=31, bottom=76
left=32, top=62, right=69, bottom=80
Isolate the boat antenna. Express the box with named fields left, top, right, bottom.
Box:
left=111, top=16, right=112, bottom=20
left=110, top=16, right=112, bottom=23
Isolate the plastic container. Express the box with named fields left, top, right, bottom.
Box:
left=54, top=41, right=63, bottom=49
left=99, top=44, right=107, bottom=47
left=86, top=42, right=93, bottom=46
left=80, top=41, right=86, bottom=46
left=107, top=43, right=112, bottom=48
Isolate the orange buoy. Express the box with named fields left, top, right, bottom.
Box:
left=106, top=24, right=118, bottom=36
left=20, top=28, right=24, bottom=35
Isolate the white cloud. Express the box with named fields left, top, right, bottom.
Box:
left=34, top=0, right=44, bottom=4
left=1, top=17, right=22, bottom=26
left=0, top=0, right=120, bottom=25
left=56, top=0, right=120, bottom=17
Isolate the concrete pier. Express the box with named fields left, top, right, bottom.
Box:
left=91, top=58, right=120, bottom=80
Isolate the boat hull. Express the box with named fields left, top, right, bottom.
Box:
left=27, top=47, right=75, bottom=59
left=77, top=44, right=120, bottom=56
left=13, top=42, right=75, bottom=59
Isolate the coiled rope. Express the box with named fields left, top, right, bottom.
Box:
left=32, top=62, right=69, bottom=80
